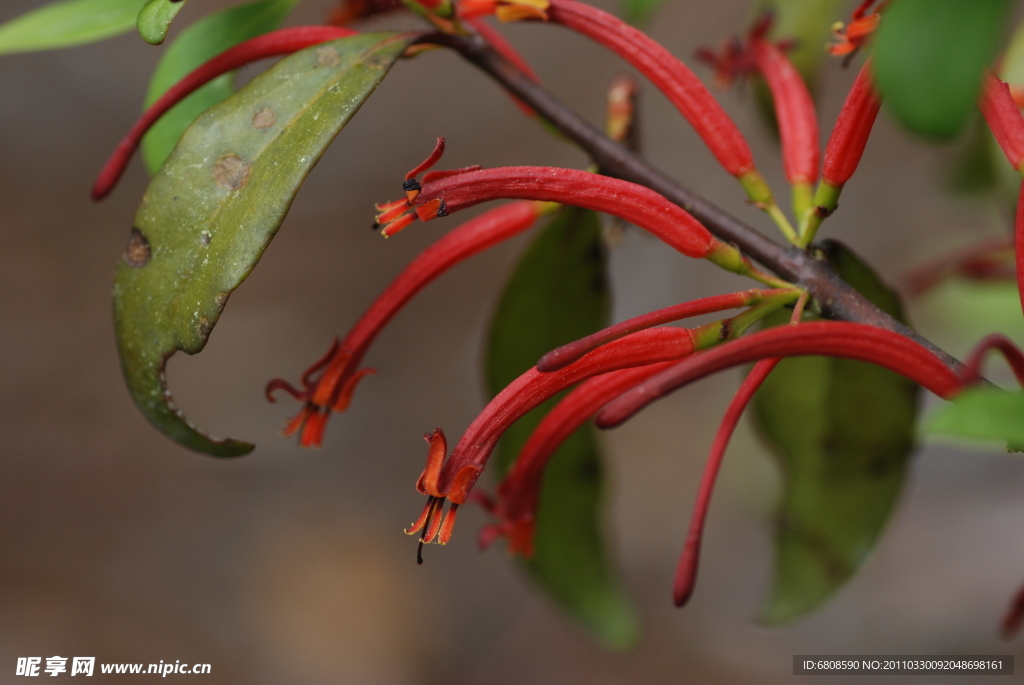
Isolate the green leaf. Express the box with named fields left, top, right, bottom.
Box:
left=0, top=0, right=148, bottom=55
left=114, top=32, right=415, bottom=456
left=873, top=0, right=1012, bottom=140
left=928, top=387, right=1024, bottom=452
left=752, top=240, right=920, bottom=624
left=136, top=0, right=191, bottom=46
left=141, top=0, right=298, bottom=175
left=485, top=208, right=638, bottom=649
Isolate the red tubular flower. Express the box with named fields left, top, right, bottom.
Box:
left=91, top=26, right=358, bottom=200
left=406, top=327, right=700, bottom=548
left=822, top=61, right=882, bottom=188
left=596, top=322, right=964, bottom=428
left=751, top=37, right=819, bottom=191
left=801, top=60, right=881, bottom=244
left=380, top=152, right=779, bottom=282
left=267, top=200, right=546, bottom=446
left=980, top=71, right=1024, bottom=172
left=480, top=361, right=675, bottom=556
left=673, top=357, right=778, bottom=607
left=537, top=288, right=791, bottom=371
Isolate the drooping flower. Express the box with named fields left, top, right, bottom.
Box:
left=801, top=60, right=881, bottom=244
left=375, top=142, right=792, bottom=288
left=406, top=327, right=701, bottom=552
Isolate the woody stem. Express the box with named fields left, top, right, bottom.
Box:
left=425, top=32, right=968, bottom=375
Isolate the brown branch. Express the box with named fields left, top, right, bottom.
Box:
left=425, top=32, right=967, bottom=374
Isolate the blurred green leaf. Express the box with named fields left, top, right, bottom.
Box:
left=753, top=240, right=920, bottom=624
left=0, top=0, right=147, bottom=55
left=873, top=0, right=1011, bottom=140
left=928, top=387, right=1024, bottom=451
left=115, top=32, right=414, bottom=455
left=485, top=208, right=638, bottom=649
left=136, top=0, right=191, bottom=45
left=141, top=0, right=297, bottom=175
left=947, top=117, right=999, bottom=194
left=620, top=0, right=665, bottom=26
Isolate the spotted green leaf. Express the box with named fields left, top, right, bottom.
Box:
left=485, top=208, right=638, bottom=650
left=873, top=0, right=1012, bottom=140
left=928, top=388, right=1024, bottom=452
left=114, top=32, right=416, bottom=456
left=142, top=0, right=298, bottom=175
left=137, top=0, right=191, bottom=45
left=753, top=241, right=920, bottom=624
left=0, top=0, right=147, bottom=55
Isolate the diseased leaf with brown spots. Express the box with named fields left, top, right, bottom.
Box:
left=114, top=32, right=417, bottom=456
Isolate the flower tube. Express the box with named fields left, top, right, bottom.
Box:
left=267, top=200, right=549, bottom=447
left=92, top=26, right=358, bottom=200
left=407, top=326, right=700, bottom=549
left=596, top=322, right=964, bottom=428
left=381, top=154, right=790, bottom=286
left=673, top=357, right=778, bottom=607
left=751, top=37, right=819, bottom=216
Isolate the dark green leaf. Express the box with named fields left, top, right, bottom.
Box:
left=873, top=0, right=1012, bottom=140
left=141, top=0, right=297, bottom=175
left=928, top=387, right=1024, bottom=452
left=136, top=0, right=191, bottom=45
left=114, top=32, right=415, bottom=456
left=0, top=0, right=147, bottom=55
left=485, top=208, right=637, bottom=649
left=753, top=240, right=920, bottom=624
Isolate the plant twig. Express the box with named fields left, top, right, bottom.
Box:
left=424, top=31, right=966, bottom=374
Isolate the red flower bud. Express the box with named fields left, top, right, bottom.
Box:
left=822, top=60, right=882, bottom=188
left=751, top=38, right=819, bottom=187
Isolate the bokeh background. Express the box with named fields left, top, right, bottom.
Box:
left=2, top=0, right=1024, bottom=682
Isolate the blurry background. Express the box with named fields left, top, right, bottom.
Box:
left=2, top=0, right=1024, bottom=682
